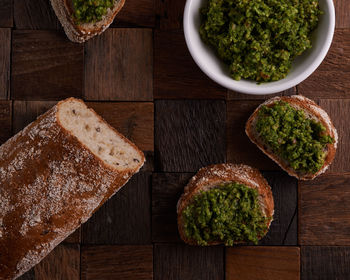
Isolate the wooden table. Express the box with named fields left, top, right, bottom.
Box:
left=0, top=0, right=349, bottom=279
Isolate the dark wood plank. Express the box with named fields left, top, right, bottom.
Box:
left=154, top=244, right=224, bottom=280
left=17, top=269, right=35, bottom=280
left=14, top=0, right=60, bottom=29
left=82, top=172, right=151, bottom=244
left=155, top=100, right=226, bottom=172
left=0, top=29, right=11, bottom=100
left=0, top=0, right=13, bottom=27
left=81, top=245, right=153, bottom=280
left=0, top=101, right=12, bottom=144
left=334, top=0, right=350, bottom=28
left=34, top=244, right=80, bottom=280
left=88, top=102, right=154, bottom=152
left=299, top=174, right=350, bottom=245
left=84, top=28, right=153, bottom=101
left=227, top=246, right=300, bottom=280
left=318, top=99, right=350, bottom=173
left=227, top=87, right=296, bottom=100
left=152, top=173, right=193, bottom=243
left=111, top=0, right=155, bottom=27
left=63, top=228, right=81, bottom=244
left=156, top=0, right=185, bottom=30
left=259, top=172, right=297, bottom=245
left=154, top=29, right=227, bottom=99
left=227, top=100, right=279, bottom=170
left=301, top=246, right=350, bottom=280
left=298, top=29, right=350, bottom=98
left=12, top=31, right=83, bottom=100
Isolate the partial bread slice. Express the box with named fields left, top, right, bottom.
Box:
left=50, top=0, right=125, bottom=43
left=177, top=163, right=274, bottom=246
left=245, top=95, right=338, bottom=180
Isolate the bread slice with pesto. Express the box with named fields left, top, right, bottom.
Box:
left=50, top=0, right=125, bottom=43
left=246, top=95, right=338, bottom=180
left=177, top=164, right=274, bottom=246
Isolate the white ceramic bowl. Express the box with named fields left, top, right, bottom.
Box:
left=183, top=0, right=335, bottom=95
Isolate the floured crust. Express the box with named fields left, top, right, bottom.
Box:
left=245, top=95, right=338, bottom=180
left=0, top=99, right=144, bottom=279
left=50, top=0, right=125, bottom=43
left=177, top=163, right=274, bottom=246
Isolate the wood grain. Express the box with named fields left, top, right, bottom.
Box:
left=156, top=0, right=185, bottom=30
left=111, top=0, right=155, bottom=27
left=155, top=100, right=226, bottom=172
left=12, top=30, right=83, bottom=100
left=301, top=246, right=350, bottom=280
left=84, top=28, right=153, bottom=101
left=299, top=174, right=350, bottom=245
left=88, top=102, right=154, bottom=152
left=260, top=172, right=297, bottom=245
left=82, top=172, right=151, bottom=244
left=334, top=0, right=350, bottom=28
left=14, top=0, right=60, bottom=30
left=227, top=87, right=296, bottom=100
left=226, top=246, right=300, bottom=280
left=152, top=173, right=193, bottom=243
left=34, top=244, right=80, bottom=280
left=317, top=99, right=350, bottom=173
left=154, top=29, right=227, bottom=99
left=227, top=100, right=279, bottom=170
left=81, top=245, right=153, bottom=280
left=154, top=244, right=224, bottom=280
left=17, top=269, right=35, bottom=280
left=0, top=29, right=10, bottom=100
left=298, top=30, right=350, bottom=98
left=0, top=0, right=12, bottom=27
left=0, top=101, right=12, bottom=144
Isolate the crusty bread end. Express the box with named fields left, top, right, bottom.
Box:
left=177, top=163, right=274, bottom=246
left=50, top=0, right=125, bottom=43
left=245, top=95, right=338, bottom=180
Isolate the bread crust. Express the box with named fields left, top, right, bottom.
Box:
left=50, top=0, right=125, bottom=43
left=0, top=98, right=144, bottom=279
left=245, top=95, right=338, bottom=180
left=177, top=164, right=274, bottom=246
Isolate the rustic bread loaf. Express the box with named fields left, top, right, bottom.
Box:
left=245, top=95, right=338, bottom=180
left=0, top=98, right=144, bottom=279
left=50, top=0, right=125, bottom=43
left=177, top=164, right=274, bottom=246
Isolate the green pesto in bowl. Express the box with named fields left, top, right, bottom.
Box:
left=182, top=182, right=268, bottom=245
left=199, top=0, right=322, bottom=82
left=72, top=0, right=114, bottom=24
left=256, top=101, right=334, bottom=174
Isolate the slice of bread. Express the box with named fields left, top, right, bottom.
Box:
left=177, top=163, right=274, bottom=246
left=246, top=95, right=338, bottom=180
left=50, top=0, right=125, bottom=43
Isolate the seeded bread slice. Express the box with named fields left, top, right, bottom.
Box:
left=245, top=95, right=338, bottom=180
left=177, top=163, right=274, bottom=246
left=50, top=0, right=125, bottom=43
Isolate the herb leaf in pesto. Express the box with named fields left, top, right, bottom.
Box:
left=72, top=0, right=114, bottom=24
left=200, top=0, right=322, bottom=82
left=256, top=101, right=334, bottom=174
left=182, top=182, right=268, bottom=245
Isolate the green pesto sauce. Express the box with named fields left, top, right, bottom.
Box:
left=72, top=0, right=114, bottom=24
left=256, top=101, right=334, bottom=174
left=182, top=182, right=267, bottom=246
left=200, top=0, right=322, bottom=82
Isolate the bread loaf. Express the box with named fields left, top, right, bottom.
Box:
left=0, top=98, right=145, bottom=279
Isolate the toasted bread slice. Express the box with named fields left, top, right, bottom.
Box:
left=177, top=164, right=274, bottom=246
left=50, top=0, right=125, bottom=43
left=246, top=95, right=338, bottom=180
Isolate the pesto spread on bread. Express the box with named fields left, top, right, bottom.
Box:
left=72, top=0, right=114, bottom=23
left=256, top=101, right=334, bottom=174
left=182, top=182, right=267, bottom=245
left=199, top=0, right=322, bottom=82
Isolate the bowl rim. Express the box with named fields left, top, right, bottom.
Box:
left=183, top=0, right=335, bottom=95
